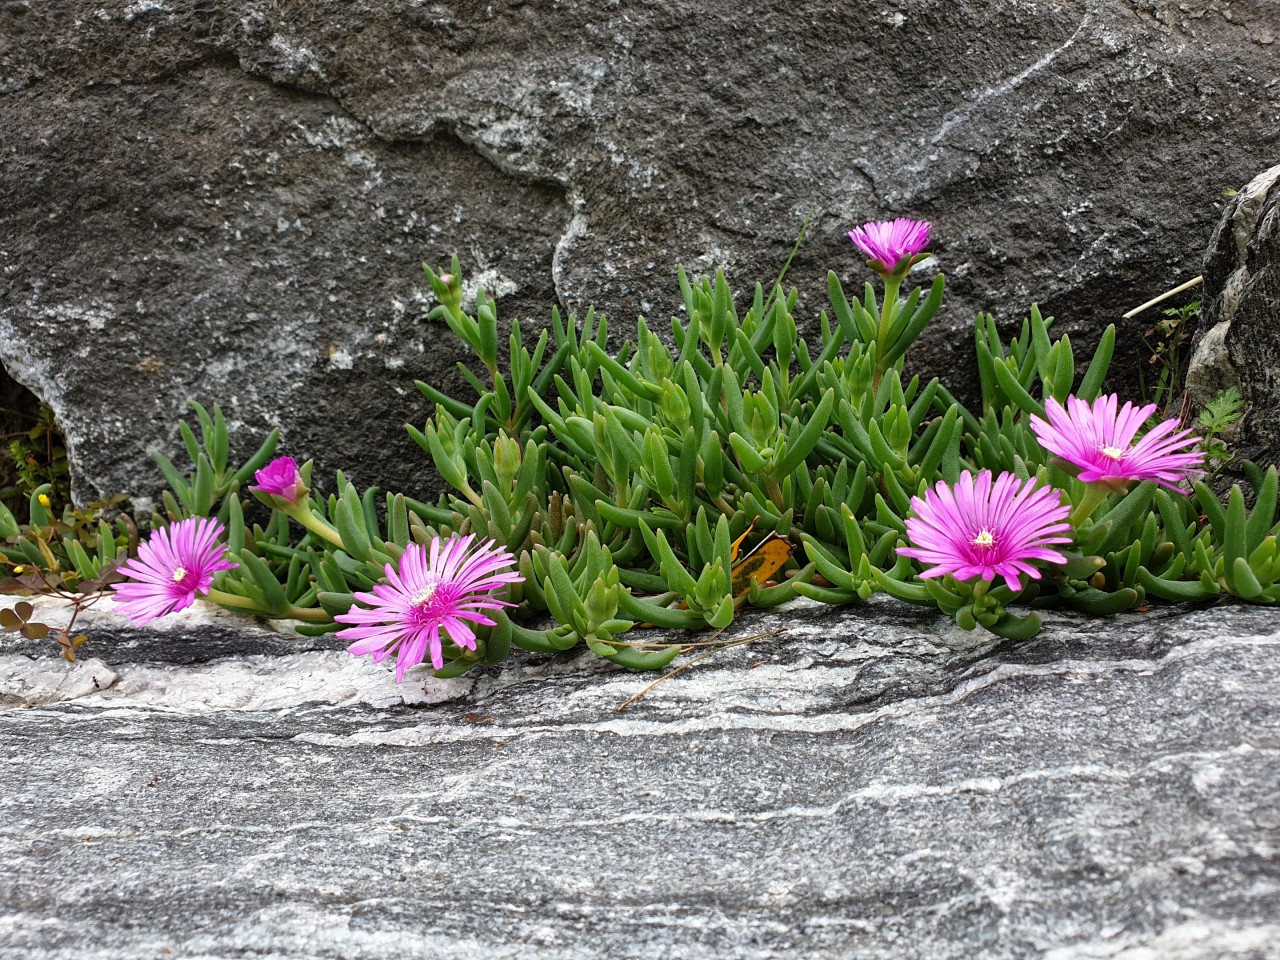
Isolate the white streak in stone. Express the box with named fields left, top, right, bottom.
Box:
left=6, top=597, right=1279, bottom=730
left=931, top=16, right=1090, bottom=144
left=287, top=632, right=1280, bottom=749
left=0, top=657, right=120, bottom=705
left=1041, top=920, right=1280, bottom=959
left=369, top=748, right=1279, bottom=833
left=551, top=205, right=589, bottom=307
left=0, top=650, right=471, bottom=711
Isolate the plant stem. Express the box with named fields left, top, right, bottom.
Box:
left=460, top=484, right=486, bottom=510
left=286, top=606, right=334, bottom=623
left=203, top=587, right=266, bottom=613
left=766, top=477, right=786, bottom=513
left=204, top=588, right=331, bottom=623
left=876, top=273, right=902, bottom=361
left=286, top=505, right=345, bottom=549
left=1070, top=484, right=1114, bottom=528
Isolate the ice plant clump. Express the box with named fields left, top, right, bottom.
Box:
left=336, top=534, right=523, bottom=680
left=250, top=456, right=308, bottom=506
left=848, top=218, right=932, bottom=275
left=897, top=471, right=1072, bottom=592
left=1030, top=394, right=1205, bottom=492
left=110, top=517, right=238, bottom=624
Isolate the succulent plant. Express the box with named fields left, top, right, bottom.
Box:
left=17, top=226, right=1277, bottom=678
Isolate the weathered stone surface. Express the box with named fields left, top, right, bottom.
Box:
left=0, top=47, right=569, bottom=505
left=3, top=597, right=1279, bottom=958
left=1187, top=164, right=1280, bottom=470
left=1, top=1, right=1277, bottom=504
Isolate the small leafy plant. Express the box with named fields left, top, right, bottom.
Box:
left=0, top=486, right=134, bottom=660
left=1198, top=387, right=1245, bottom=472
left=1139, top=298, right=1199, bottom=411
left=1, top=402, right=71, bottom=520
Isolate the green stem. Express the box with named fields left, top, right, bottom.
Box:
left=460, top=484, right=486, bottom=510
left=285, top=504, right=345, bottom=549
left=766, top=477, right=786, bottom=514
left=203, top=587, right=266, bottom=613
left=1070, top=484, right=1114, bottom=528
left=876, top=273, right=902, bottom=360
left=285, top=606, right=334, bottom=624
left=204, top=588, right=332, bottom=624
left=709, top=333, right=723, bottom=368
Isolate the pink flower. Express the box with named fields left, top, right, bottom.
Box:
left=111, top=517, right=238, bottom=624
left=848, top=218, right=932, bottom=272
left=897, top=471, right=1072, bottom=592
left=1029, top=395, right=1205, bottom=492
left=250, top=456, right=308, bottom=506
left=336, top=535, right=523, bottom=681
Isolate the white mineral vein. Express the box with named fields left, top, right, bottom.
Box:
left=931, top=14, right=1092, bottom=144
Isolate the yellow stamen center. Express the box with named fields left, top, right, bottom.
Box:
left=972, top=529, right=996, bottom=548
left=172, top=567, right=188, bottom=583
left=1101, top=445, right=1124, bottom=460
left=410, top=581, right=438, bottom=607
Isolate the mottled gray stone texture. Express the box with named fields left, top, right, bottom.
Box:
left=3, top=597, right=1280, bottom=958
left=1, top=1, right=1277, bottom=504
left=1188, top=164, right=1280, bottom=470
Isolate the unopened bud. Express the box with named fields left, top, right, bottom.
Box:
left=493, top=433, right=522, bottom=486
left=661, top=379, right=691, bottom=428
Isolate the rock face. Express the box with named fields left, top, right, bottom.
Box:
left=1187, top=164, right=1280, bottom=470
left=1, top=1, right=1277, bottom=504
left=3, top=596, right=1280, bottom=958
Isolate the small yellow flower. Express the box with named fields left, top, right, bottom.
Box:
left=12, top=565, right=24, bottom=574
left=38, top=494, right=51, bottom=508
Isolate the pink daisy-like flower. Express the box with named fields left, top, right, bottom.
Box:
left=848, top=218, right=932, bottom=272
left=1029, top=394, right=1205, bottom=492
left=336, top=534, right=523, bottom=681
left=897, top=471, right=1072, bottom=592
left=250, top=456, right=308, bottom=506
left=110, top=517, right=238, bottom=624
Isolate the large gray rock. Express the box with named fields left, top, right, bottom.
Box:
left=1187, top=164, right=1280, bottom=470
left=3, top=596, right=1280, bottom=958
left=1, top=1, right=1277, bottom=504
